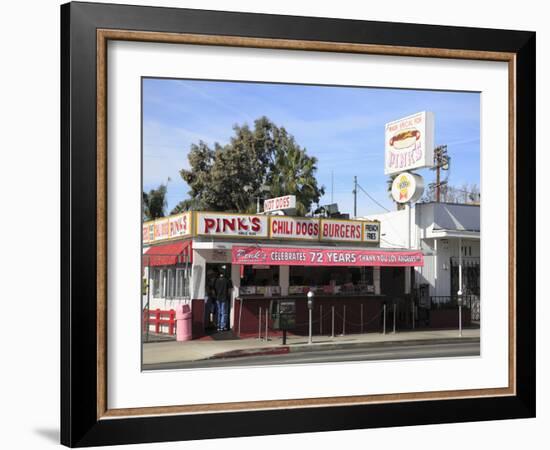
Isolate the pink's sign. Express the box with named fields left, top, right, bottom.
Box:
left=232, top=246, right=424, bottom=267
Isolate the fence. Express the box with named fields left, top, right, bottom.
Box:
left=429, top=295, right=479, bottom=324
left=142, top=308, right=176, bottom=335
left=430, top=295, right=479, bottom=310
left=235, top=297, right=394, bottom=338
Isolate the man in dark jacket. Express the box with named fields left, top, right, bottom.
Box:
left=214, top=273, right=232, bottom=331
left=204, top=275, right=217, bottom=329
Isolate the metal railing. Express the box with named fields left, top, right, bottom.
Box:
left=430, top=295, right=479, bottom=311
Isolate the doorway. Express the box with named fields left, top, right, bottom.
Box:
left=205, top=263, right=233, bottom=333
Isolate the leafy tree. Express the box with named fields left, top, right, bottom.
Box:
left=179, top=117, right=324, bottom=214
left=170, top=198, right=200, bottom=215
left=143, top=184, right=167, bottom=220
left=265, top=124, right=324, bottom=216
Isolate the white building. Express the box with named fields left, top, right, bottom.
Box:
left=366, top=202, right=480, bottom=315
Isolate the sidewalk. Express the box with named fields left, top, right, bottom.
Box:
left=142, top=328, right=480, bottom=366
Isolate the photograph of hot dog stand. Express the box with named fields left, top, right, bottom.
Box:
left=142, top=211, right=428, bottom=339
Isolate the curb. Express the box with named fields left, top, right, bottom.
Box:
left=208, top=336, right=480, bottom=360
left=209, top=347, right=290, bottom=359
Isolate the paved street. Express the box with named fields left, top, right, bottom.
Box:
left=143, top=339, right=479, bottom=370
left=142, top=328, right=480, bottom=366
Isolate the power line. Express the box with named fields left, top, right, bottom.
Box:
left=356, top=183, right=390, bottom=212
left=380, top=237, right=406, bottom=248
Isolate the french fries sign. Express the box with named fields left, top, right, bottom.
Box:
left=385, top=111, right=434, bottom=175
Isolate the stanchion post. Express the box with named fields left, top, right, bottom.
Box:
left=393, top=303, right=397, bottom=334
left=319, top=304, right=323, bottom=335
left=238, top=298, right=243, bottom=337
left=331, top=305, right=335, bottom=338
left=383, top=304, right=387, bottom=335
left=265, top=308, right=269, bottom=341
left=412, top=298, right=415, bottom=329
left=360, top=303, right=364, bottom=334
left=342, top=305, right=346, bottom=336
left=258, top=306, right=262, bottom=340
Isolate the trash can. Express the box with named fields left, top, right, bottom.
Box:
left=175, top=304, right=192, bottom=341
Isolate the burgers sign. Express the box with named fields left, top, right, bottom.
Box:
left=384, top=111, right=434, bottom=175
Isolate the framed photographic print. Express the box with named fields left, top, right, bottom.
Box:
left=61, top=1, right=535, bottom=447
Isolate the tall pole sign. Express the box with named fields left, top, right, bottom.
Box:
left=384, top=111, right=434, bottom=259
left=385, top=111, right=435, bottom=176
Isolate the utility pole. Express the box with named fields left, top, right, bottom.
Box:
left=432, top=145, right=449, bottom=203
left=436, top=160, right=441, bottom=202
left=353, top=175, right=357, bottom=218
left=331, top=170, right=334, bottom=203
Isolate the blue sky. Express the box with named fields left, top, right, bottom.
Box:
left=143, top=78, right=480, bottom=217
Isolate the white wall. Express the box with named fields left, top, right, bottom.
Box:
left=416, top=237, right=480, bottom=297
left=368, top=209, right=409, bottom=249
left=2, top=1, right=547, bottom=450
left=435, top=239, right=453, bottom=296
left=372, top=205, right=480, bottom=297
left=191, top=249, right=209, bottom=299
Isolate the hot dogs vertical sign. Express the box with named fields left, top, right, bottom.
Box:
left=384, top=111, right=435, bottom=175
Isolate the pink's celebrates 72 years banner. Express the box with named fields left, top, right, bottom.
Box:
left=232, top=246, right=424, bottom=267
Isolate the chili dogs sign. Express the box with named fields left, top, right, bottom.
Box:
left=270, top=216, right=320, bottom=241
left=196, top=212, right=269, bottom=238
left=385, top=111, right=435, bottom=175
left=232, top=246, right=423, bottom=267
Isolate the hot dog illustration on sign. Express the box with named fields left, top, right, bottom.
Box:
left=389, top=129, right=421, bottom=150
left=384, top=111, right=434, bottom=175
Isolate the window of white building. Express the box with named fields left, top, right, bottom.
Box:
left=152, top=265, right=191, bottom=299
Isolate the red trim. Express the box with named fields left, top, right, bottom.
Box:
left=143, top=240, right=192, bottom=266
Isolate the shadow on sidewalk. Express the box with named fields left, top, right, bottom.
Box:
left=199, top=329, right=242, bottom=341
